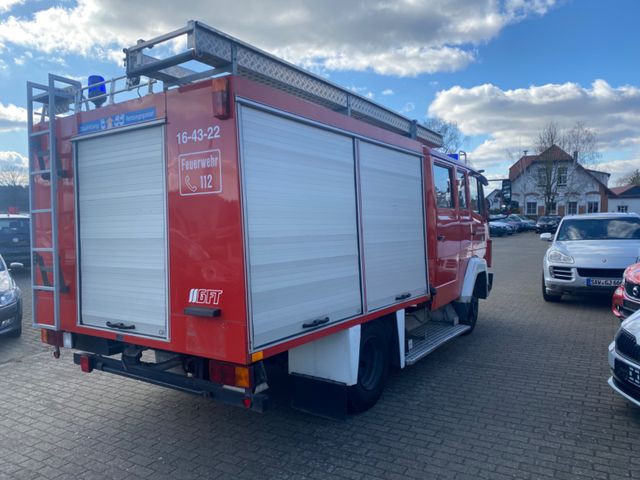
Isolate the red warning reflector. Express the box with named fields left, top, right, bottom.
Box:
left=243, top=397, right=251, bottom=409
left=79, top=355, right=93, bottom=373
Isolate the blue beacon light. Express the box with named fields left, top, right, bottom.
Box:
left=88, top=75, right=106, bottom=108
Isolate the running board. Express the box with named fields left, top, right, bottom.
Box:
left=405, top=322, right=470, bottom=366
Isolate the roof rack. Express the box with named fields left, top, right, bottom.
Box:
left=124, top=20, right=443, bottom=148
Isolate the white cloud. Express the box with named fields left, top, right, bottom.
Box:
left=0, top=0, right=23, bottom=14
left=0, top=0, right=557, bottom=76
left=428, top=80, right=640, bottom=168
left=0, top=150, right=26, bottom=166
left=0, top=102, right=27, bottom=131
left=382, top=89, right=394, bottom=96
left=348, top=85, right=374, bottom=99
left=400, top=102, right=415, bottom=113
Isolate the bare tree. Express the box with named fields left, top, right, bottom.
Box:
left=424, top=117, right=467, bottom=155
left=617, top=168, right=640, bottom=186
left=0, top=163, right=27, bottom=187
left=563, top=121, right=600, bottom=166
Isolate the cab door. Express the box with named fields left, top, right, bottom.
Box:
left=469, top=175, right=487, bottom=258
left=432, top=162, right=459, bottom=291
left=456, top=169, right=472, bottom=268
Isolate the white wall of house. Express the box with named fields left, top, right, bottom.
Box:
left=511, top=161, right=604, bottom=215
left=608, top=197, right=640, bottom=214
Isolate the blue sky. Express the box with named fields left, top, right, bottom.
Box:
left=1, top=0, right=639, bottom=184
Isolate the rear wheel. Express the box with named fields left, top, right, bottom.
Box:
left=542, top=274, right=561, bottom=302
left=348, top=322, right=390, bottom=413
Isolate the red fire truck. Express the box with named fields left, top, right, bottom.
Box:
left=28, top=21, right=492, bottom=418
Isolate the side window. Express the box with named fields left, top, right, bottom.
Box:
left=433, top=164, right=454, bottom=209
left=457, top=171, right=468, bottom=209
left=469, top=176, right=479, bottom=213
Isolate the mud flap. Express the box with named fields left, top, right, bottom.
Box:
left=290, top=373, right=347, bottom=421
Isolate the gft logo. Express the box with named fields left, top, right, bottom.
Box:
left=188, top=289, right=223, bottom=305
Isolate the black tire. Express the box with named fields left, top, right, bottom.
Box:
left=460, top=295, right=479, bottom=335
left=542, top=274, right=561, bottom=302
left=347, top=322, right=390, bottom=413
left=8, top=326, right=22, bottom=338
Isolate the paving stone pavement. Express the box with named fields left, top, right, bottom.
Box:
left=1, top=232, right=638, bottom=479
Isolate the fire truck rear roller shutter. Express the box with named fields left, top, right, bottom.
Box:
left=76, top=126, right=168, bottom=339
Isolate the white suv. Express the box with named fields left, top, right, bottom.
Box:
left=541, top=213, right=640, bottom=302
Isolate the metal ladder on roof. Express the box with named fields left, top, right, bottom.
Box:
left=27, top=74, right=81, bottom=331
left=123, top=20, right=443, bottom=148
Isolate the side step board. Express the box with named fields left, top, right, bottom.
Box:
left=405, top=322, right=470, bottom=366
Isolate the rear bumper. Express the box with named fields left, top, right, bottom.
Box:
left=73, top=352, right=268, bottom=412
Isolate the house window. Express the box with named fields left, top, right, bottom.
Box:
left=567, top=201, right=578, bottom=215
left=587, top=201, right=599, bottom=213
left=557, top=167, right=568, bottom=186
left=526, top=202, right=537, bottom=215
left=537, top=167, right=547, bottom=186
left=547, top=202, right=557, bottom=215
left=617, top=205, right=629, bottom=213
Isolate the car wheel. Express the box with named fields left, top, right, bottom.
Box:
left=542, top=274, right=561, bottom=302
left=460, top=295, right=479, bottom=335
left=8, top=326, right=22, bottom=338
left=347, top=322, right=390, bottom=413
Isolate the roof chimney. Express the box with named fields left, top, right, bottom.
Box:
left=573, top=150, right=578, bottom=162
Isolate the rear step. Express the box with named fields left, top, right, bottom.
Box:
left=405, top=322, right=470, bottom=366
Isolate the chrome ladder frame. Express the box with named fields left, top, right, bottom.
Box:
left=27, top=74, right=81, bottom=330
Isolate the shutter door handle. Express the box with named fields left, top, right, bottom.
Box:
left=437, top=234, right=446, bottom=241
left=106, top=321, right=136, bottom=330
left=302, top=317, right=330, bottom=329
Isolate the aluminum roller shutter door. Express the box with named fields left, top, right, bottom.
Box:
left=359, top=141, right=427, bottom=311
left=240, top=106, right=362, bottom=348
left=77, top=126, right=168, bottom=339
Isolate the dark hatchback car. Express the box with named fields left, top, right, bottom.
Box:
left=536, top=215, right=561, bottom=233
left=0, top=214, right=30, bottom=265
left=0, top=254, right=23, bottom=338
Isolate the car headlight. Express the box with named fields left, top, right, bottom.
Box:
left=0, top=289, right=17, bottom=306
left=548, top=249, right=574, bottom=264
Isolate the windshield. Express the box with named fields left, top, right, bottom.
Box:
left=0, top=218, right=29, bottom=233
left=556, top=217, right=640, bottom=241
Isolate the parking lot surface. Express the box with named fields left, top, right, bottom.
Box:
left=1, top=233, right=637, bottom=480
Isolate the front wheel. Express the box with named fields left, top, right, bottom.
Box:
left=347, top=322, right=390, bottom=413
left=460, top=295, right=479, bottom=335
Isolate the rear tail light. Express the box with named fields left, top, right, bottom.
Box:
left=41, top=329, right=63, bottom=347
left=209, top=361, right=252, bottom=388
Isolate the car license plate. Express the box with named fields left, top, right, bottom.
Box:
left=587, top=278, right=622, bottom=287
left=619, top=362, right=640, bottom=388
